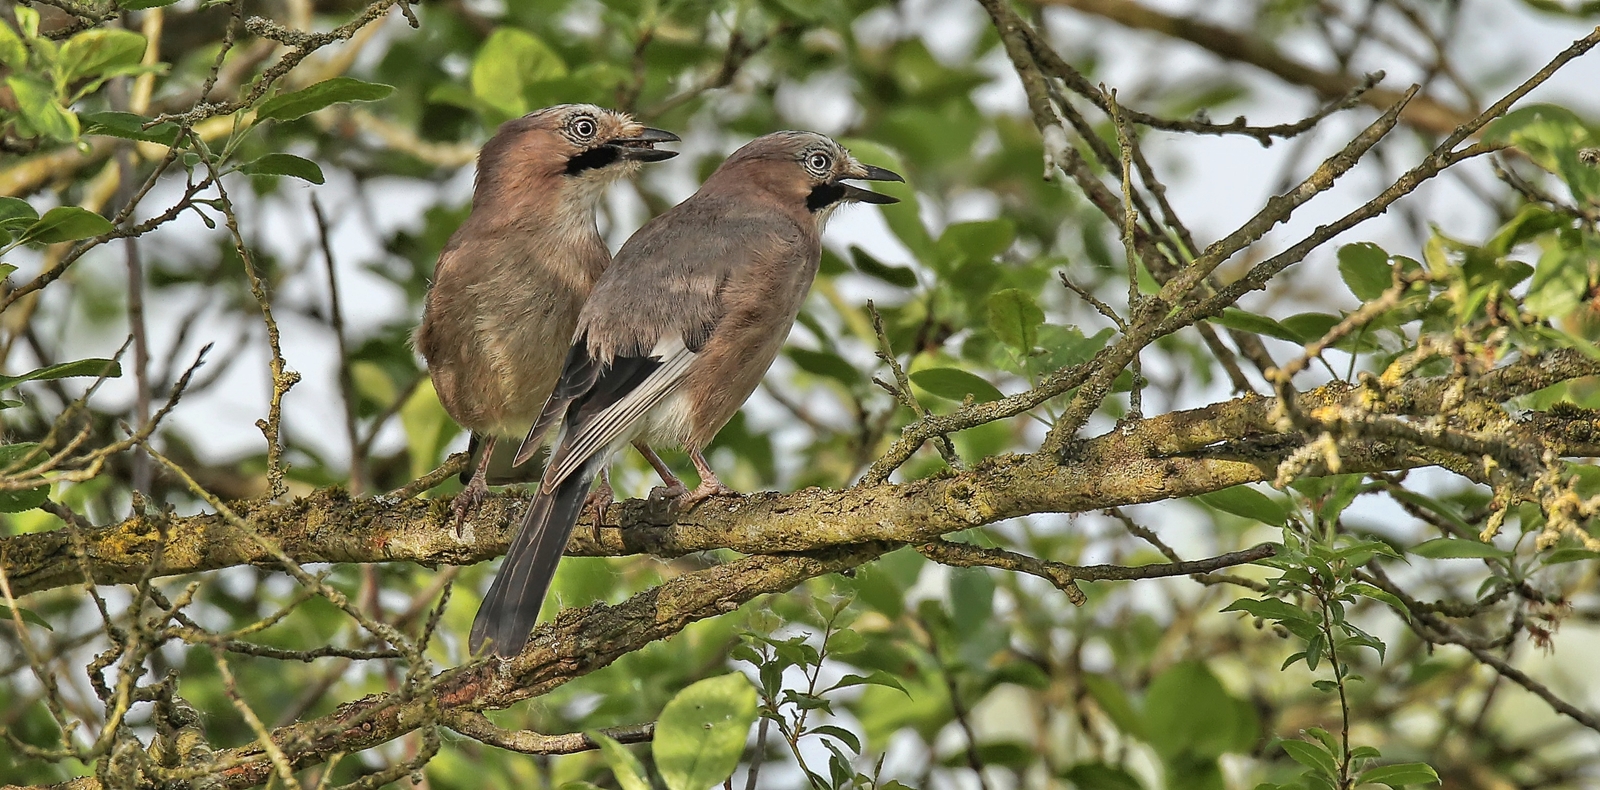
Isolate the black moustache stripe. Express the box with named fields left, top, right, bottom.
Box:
left=565, top=146, right=620, bottom=175
left=806, top=182, right=844, bottom=212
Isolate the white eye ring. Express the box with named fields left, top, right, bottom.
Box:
left=571, top=117, right=598, bottom=140
left=806, top=152, right=831, bottom=174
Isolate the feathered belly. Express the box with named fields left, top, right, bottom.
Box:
left=478, top=317, right=576, bottom=437
left=639, top=390, right=697, bottom=449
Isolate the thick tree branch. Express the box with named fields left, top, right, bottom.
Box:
left=200, top=546, right=885, bottom=790
left=5, top=350, right=1596, bottom=597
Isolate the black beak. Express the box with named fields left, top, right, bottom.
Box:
left=836, top=164, right=903, bottom=204
left=838, top=184, right=900, bottom=204
left=856, top=164, right=905, bottom=183
left=612, top=127, right=681, bottom=162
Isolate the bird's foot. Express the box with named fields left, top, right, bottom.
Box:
left=448, top=474, right=490, bottom=536
left=647, top=481, right=689, bottom=504
left=643, top=481, right=689, bottom=524
left=675, top=477, right=737, bottom=512
left=585, top=474, right=615, bottom=544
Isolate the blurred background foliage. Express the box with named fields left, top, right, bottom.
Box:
left=2, top=0, right=1600, bottom=788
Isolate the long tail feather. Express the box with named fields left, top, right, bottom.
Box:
left=469, top=457, right=600, bottom=657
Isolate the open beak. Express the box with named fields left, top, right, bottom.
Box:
left=837, top=164, right=904, bottom=204
left=612, top=127, right=681, bottom=162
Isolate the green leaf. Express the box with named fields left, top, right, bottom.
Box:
left=13, top=6, right=37, bottom=38
left=1279, top=739, right=1338, bottom=778
left=988, top=660, right=1050, bottom=690
left=826, top=628, right=865, bottom=655
left=588, top=732, right=650, bottom=790
left=0, top=442, right=49, bottom=513
left=1062, top=763, right=1144, bottom=790
left=0, top=15, right=26, bottom=69
left=1346, top=582, right=1408, bottom=616
left=949, top=565, right=994, bottom=635
left=0, top=357, right=121, bottom=390
left=7, top=76, right=78, bottom=142
left=240, top=153, right=326, bottom=184
left=909, top=367, right=1003, bottom=403
left=1143, top=661, right=1258, bottom=760
left=80, top=112, right=181, bottom=145
left=850, top=246, right=917, bottom=287
left=0, top=264, right=14, bottom=281
left=1280, top=312, right=1343, bottom=346
left=1541, top=548, right=1600, bottom=565
left=19, top=206, right=114, bottom=245
left=1221, top=597, right=1314, bottom=624
left=4, top=603, right=53, bottom=630
left=1196, top=485, right=1289, bottom=526
left=256, top=77, right=395, bottom=123
left=1081, top=674, right=1144, bottom=738
left=653, top=673, right=758, bottom=790
left=1410, top=537, right=1511, bottom=560
left=1030, top=325, right=1113, bottom=376
left=811, top=725, right=862, bottom=753
left=1357, top=762, right=1441, bottom=788
left=788, top=347, right=859, bottom=386
left=828, top=671, right=910, bottom=696
left=936, top=219, right=1015, bottom=270
left=987, top=288, right=1045, bottom=351
left=1332, top=537, right=1402, bottom=565
left=120, top=0, right=183, bottom=8
left=1525, top=245, right=1588, bottom=320
left=1337, top=242, right=1393, bottom=301
left=57, top=29, right=146, bottom=85
left=1485, top=204, right=1568, bottom=257
left=1483, top=104, right=1600, bottom=204
left=1211, top=308, right=1301, bottom=343
left=0, top=196, right=39, bottom=237
left=471, top=28, right=568, bottom=118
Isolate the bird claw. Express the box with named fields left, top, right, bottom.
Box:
left=675, top=479, right=737, bottom=512
left=642, top=482, right=689, bottom=524
left=647, top=482, right=689, bottom=503
left=448, top=476, right=489, bottom=537
left=584, top=476, right=615, bottom=543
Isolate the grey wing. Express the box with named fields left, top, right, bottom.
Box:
left=539, top=203, right=800, bottom=489
left=541, top=336, right=698, bottom=490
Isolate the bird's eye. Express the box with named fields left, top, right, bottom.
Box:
left=806, top=152, right=832, bottom=175
left=571, top=116, right=598, bottom=141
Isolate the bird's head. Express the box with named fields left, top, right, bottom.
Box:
left=715, top=131, right=903, bottom=221
left=478, top=104, right=679, bottom=198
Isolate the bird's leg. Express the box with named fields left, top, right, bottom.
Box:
left=584, top=468, right=614, bottom=544
left=458, top=432, right=482, bottom=485
left=639, top=441, right=688, bottom=502
left=450, top=434, right=496, bottom=534
left=676, top=447, right=737, bottom=511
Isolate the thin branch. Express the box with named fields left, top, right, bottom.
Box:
left=311, top=196, right=365, bottom=495
left=442, top=714, right=654, bottom=755
left=1032, top=0, right=1468, bottom=134
left=918, top=540, right=1274, bottom=588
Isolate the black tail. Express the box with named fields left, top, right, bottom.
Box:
left=469, top=457, right=600, bottom=657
